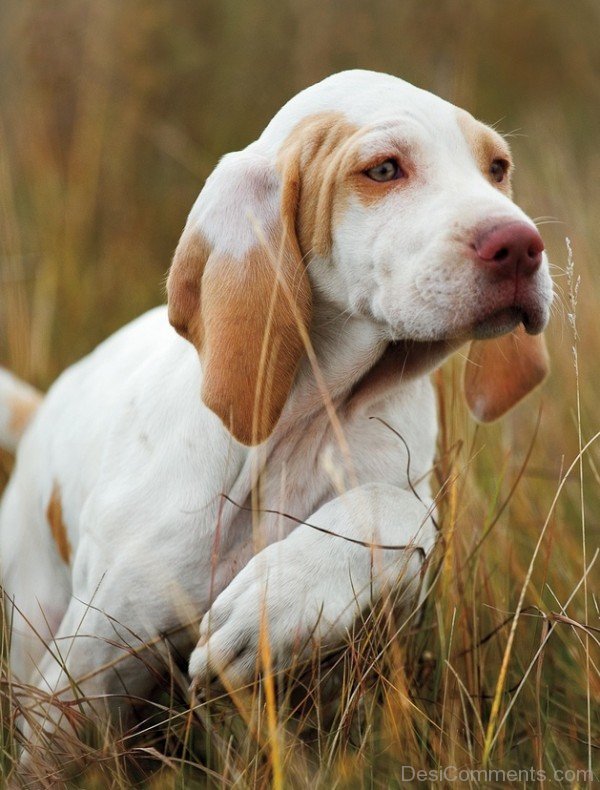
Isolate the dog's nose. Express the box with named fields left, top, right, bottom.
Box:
left=474, top=221, right=544, bottom=277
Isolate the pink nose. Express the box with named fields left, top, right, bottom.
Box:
left=474, top=221, right=544, bottom=277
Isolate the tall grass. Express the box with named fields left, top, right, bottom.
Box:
left=1, top=0, right=599, bottom=786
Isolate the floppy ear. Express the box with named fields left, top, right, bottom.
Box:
left=463, top=326, right=549, bottom=422
left=167, top=149, right=311, bottom=445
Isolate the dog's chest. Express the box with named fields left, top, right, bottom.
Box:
left=209, top=380, right=437, bottom=600
left=236, top=377, right=437, bottom=543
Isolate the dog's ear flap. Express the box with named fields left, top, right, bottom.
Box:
left=167, top=149, right=311, bottom=446
left=464, top=327, right=549, bottom=422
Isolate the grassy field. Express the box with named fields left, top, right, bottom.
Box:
left=1, top=0, right=599, bottom=786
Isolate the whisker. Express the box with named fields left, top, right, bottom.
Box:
left=502, top=128, right=527, bottom=139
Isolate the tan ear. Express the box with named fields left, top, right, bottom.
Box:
left=167, top=150, right=311, bottom=446
left=464, top=326, right=549, bottom=422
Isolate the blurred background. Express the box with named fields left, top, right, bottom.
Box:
left=0, top=0, right=598, bottom=778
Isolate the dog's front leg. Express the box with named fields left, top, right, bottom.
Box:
left=189, top=483, right=437, bottom=689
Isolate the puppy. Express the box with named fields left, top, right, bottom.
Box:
left=0, top=70, right=552, bottom=764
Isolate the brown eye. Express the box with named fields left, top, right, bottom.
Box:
left=490, top=158, right=508, bottom=183
left=365, top=159, right=403, bottom=182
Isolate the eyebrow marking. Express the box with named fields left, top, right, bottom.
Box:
left=457, top=109, right=512, bottom=194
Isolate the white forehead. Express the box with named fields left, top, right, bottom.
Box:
left=257, top=70, right=460, bottom=155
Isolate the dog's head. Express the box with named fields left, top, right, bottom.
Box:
left=168, top=70, right=553, bottom=444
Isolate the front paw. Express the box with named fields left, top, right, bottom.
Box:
left=188, top=486, right=432, bottom=691
left=188, top=546, right=353, bottom=689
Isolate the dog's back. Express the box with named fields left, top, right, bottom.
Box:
left=0, top=305, right=184, bottom=681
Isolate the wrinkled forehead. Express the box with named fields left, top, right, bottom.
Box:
left=257, top=70, right=507, bottom=162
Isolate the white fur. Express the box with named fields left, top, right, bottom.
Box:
left=0, top=70, right=552, bottom=766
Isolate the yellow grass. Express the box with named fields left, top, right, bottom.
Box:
left=1, top=0, right=599, bottom=786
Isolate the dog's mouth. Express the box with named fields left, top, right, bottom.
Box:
left=472, top=304, right=545, bottom=340
left=473, top=306, right=523, bottom=340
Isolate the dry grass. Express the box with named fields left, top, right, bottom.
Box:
left=1, top=0, right=599, bottom=786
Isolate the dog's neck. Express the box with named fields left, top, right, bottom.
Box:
left=279, top=301, right=460, bottom=427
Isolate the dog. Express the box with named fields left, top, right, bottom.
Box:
left=0, top=69, right=552, bottom=764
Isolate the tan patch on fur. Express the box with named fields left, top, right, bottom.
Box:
left=278, top=112, right=361, bottom=257
left=8, top=391, right=42, bottom=439
left=457, top=110, right=513, bottom=196
left=47, top=483, right=71, bottom=564
left=167, top=230, right=211, bottom=347
left=167, top=166, right=311, bottom=445
left=464, top=327, right=549, bottom=422
left=200, top=240, right=311, bottom=445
